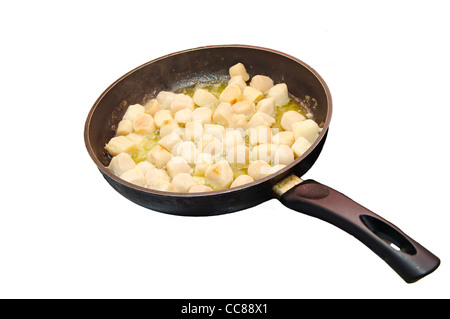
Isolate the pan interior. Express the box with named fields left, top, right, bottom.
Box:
left=86, top=46, right=331, bottom=172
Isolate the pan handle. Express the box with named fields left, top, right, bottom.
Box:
left=278, top=179, right=440, bottom=283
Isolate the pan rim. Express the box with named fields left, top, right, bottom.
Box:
left=84, top=44, right=333, bottom=198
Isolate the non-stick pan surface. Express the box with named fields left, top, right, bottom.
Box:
left=85, top=45, right=439, bottom=283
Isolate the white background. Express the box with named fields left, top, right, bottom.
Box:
left=1, top=0, right=449, bottom=299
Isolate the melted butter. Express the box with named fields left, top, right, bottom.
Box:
left=273, top=99, right=308, bottom=130
left=131, top=134, right=159, bottom=163
left=182, top=82, right=227, bottom=98
left=230, top=165, right=248, bottom=179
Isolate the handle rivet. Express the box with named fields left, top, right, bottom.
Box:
left=294, top=183, right=329, bottom=199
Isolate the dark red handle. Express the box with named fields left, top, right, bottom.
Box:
left=279, top=179, right=440, bottom=283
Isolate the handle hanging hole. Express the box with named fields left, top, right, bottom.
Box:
left=360, top=214, right=417, bottom=255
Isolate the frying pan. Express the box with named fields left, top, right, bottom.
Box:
left=84, top=45, right=440, bottom=283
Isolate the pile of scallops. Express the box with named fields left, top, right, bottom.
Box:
left=105, top=62, right=321, bottom=193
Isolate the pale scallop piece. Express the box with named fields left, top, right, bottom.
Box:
left=226, top=144, right=250, bottom=165
left=219, top=85, right=242, bottom=104
left=174, top=141, right=197, bottom=164
left=230, top=174, right=254, bottom=188
left=251, top=143, right=277, bottom=163
left=203, top=124, right=226, bottom=141
left=229, top=62, right=249, bottom=81
left=156, top=91, right=176, bottom=110
left=224, top=129, right=245, bottom=150
left=212, top=102, right=232, bottom=126
left=146, top=167, right=171, bottom=183
left=228, top=75, right=247, bottom=92
left=193, top=88, right=218, bottom=108
left=273, top=144, right=295, bottom=165
left=228, top=113, right=247, bottom=130
left=250, top=75, right=274, bottom=93
left=199, top=134, right=223, bottom=156
left=185, top=120, right=203, bottom=141
left=108, top=152, right=136, bottom=176
left=205, top=160, right=234, bottom=189
left=188, top=184, right=214, bottom=193
left=135, top=160, right=155, bottom=175
left=170, top=93, right=194, bottom=115
left=146, top=145, right=172, bottom=168
left=166, top=156, right=192, bottom=178
left=231, top=100, right=256, bottom=119
left=120, top=168, right=146, bottom=187
left=123, top=104, right=145, bottom=122
left=194, top=152, right=213, bottom=176
left=105, top=135, right=138, bottom=156
left=148, top=180, right=176, bottom=192
left=272, top=131, right=295, bottom=147
left=247, top=111, right=275, bottom=128
left=158, top=131, right=182, bottom=152
left=126, top=133, right=145, bottom=146
left=153, top=109, right=174, bottom=128
left=267, top=83, right=289, bottom=106
left=159, top=119, right=180, bottom=138
left=171, top=173, right=198, bottom=193
left=269, top=164, right=287, bottom=174
left=145, top=168, right=172, bottom=190
left=117, top=119, right=133, bottom=136
left=248, top=126, right=272, bottom=146
left=144, top=99, right=161, bottom=116
left=280, top=110, right=306, bottom=131
left=242, top=86, right=263, bottom=103
left=247, top=160, right=272, bottom=180
left=292, top=119, right=320, bottom=144
left=174, top=108, right=193, bottom=125
left=291, top=136, right=312, bottom=157
left=256, top=98, right=275, bottom=117
left=191, top=107, right=213, bottom=124
left=133, top=113, right=156, bottom=135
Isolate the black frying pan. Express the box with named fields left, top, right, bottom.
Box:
left=84, top=45, right=440, bottom=283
